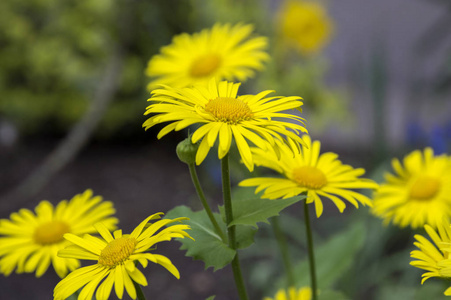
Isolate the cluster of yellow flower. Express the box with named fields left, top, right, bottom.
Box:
left=1, top=0, right=450, bottom=299
left=142, top=7, right=451, bottom=298
left=372, top=148, right=451, bottom=296
left=0, top=190, right=192, bottom=300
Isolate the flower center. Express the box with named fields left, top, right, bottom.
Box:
left=189, top=54, right=222, bottom=78
left=204, top=97, right=254, bottom=124
left=98, top=237, right=136, bottom=267
left=409, top=176, right=441, bottom=200
left=33, top=221, right=70, bottom=245
left=292, top=166, right=327, bottom=189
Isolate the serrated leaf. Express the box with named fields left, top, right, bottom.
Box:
left=231, top=185, right=265, bottom=201
left=220, top=195, right=304, bottom=228
left=165, top=205, right=235, bottom=271
left=235, top=224, right=257, bottom=249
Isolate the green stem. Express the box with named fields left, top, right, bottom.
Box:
left=304, top=200, right=318, bottom=300
left=188, top=163, right=227, bottom=242
left=271, top=216, right=295, bottom=288
left=221, top=154, right=249, bottom=300
left=133, top=280, right=146, bottom=300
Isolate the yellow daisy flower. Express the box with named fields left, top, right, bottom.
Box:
left=0, top=189, right=117, bottom=278
left=410, top=218, right=451, bottom=295
left=145, top=23, right=269, bottom=89
left=276, top=0, right=333, bottom=55
left=143, top=79, right=307, bottom=171
left=53, top=213, right=192, bottom=300
left=239, top=135, right=378, bottom=217
left=264, top=286, right=311, bottom=300
left=371, top=148, right=451, bottom=229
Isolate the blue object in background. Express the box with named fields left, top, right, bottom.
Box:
left=406, top=119, right=450, bottom=154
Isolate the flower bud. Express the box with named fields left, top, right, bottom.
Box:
left=176, top=136, right=199, bottom=164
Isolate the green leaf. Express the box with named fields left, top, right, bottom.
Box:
left=292, top=221, right=366, bottom=289
left=165, top=205, right=255, bottom=271
left=319, top=290, right=350, bottom=300
left=235, top=223, right=257, bottom=249
left=415, top=281, right=447, bottom=300
left=205, top=296, right=216, bottom=300
left=220, top=188, right=304, bottom=228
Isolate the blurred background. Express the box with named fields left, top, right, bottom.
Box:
left=0, top=0, right=450, bottom=299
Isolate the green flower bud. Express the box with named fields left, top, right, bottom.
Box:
left=176, top=136, right=199, bottom=164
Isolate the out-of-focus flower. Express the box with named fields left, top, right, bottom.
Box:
left=146, top=23, right=269, bottom=89
left=410, top=218, right=451, bottom=296
left=263, top=286, right=311, bottom=300
left=0, top=190, right=117, bottom=278
left=54, top=213, right=192, bottom=300
left=143, top=79, right=307, bottom=171
left=372, top=148, right=451, bottom=229
left=276, top=0, right=333, bottom=55
left=240, top=135, right=378, bottom=217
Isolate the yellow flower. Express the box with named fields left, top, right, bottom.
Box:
left=410, top=218, right=451, bottom=296
left=264, top=286, right=312, bottom=300
left=276, top=0, right=333, bottom=55
left=239, top=135, right=378, bottom=217
left=372, top=148, right=451, bottom=229
left=54, top=213, right=192, bottom=300
left=0, top=189, right=117, bottom=278
left=146, top=23, right=269, bottom=89
left=143, top=79, right=307, bottom=171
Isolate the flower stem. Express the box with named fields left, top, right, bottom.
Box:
left=221, top=154, right=249, bottom=300
left=271, top=216, right=295, bottom=287
left=133, top=280, right=146, bottom=300
left=188, top=163, right=227, bottom=242
left=304, top=199, right=318, bottom=300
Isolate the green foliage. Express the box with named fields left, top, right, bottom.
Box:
left=220, top=189, right=305, bottom=228
left=205, top=296, right=216, bottom=300
left=165, top=187, right=303, bottom=271
left=318, top=290, right=350, bottom=300
left=0, top=0, right=192, bottom=137
left=0, top=0, right=114, bottom=131
left=165, top=205, right=255, bottom=271
left=290, top=220, right=366, bottom=289
left=377, top=281, right=447, bottom=300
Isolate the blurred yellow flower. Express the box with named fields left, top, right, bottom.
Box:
left=264, top=286, right=311, bottom=300
left=372, top=148, right=451, bottom=229
left=0, top=189, right=117, bottom=278
left=277, top=0, right=333, bottom=55
left=54, top=213, right=192, bottom=300
left=410, top=218, right=451, bottom=296
left=143, top=79, right=307, bottom=171
left=240, top=135, right=377, bottom=217
left=146, top=23, right=269, bottom=89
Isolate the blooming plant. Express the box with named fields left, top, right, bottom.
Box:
left=146, top=23, right=269, bottom=89
left=143, top=78, right=307, bottom=171
left=264, top=286, right=312, bottom=300
left=411, top=218, right=451, bottom=295
left=240, top=135, right=378, bottom=218
left=372, top=147, right=451, bottom=229
left=0, top=190, right=117, bottom=278
left=2, top=2, right=449, bottom=299
left=53, top=213, right=191, bottom=300
left=276, top=0, right=333, bottom=55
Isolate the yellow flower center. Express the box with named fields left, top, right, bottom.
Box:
left=98, top=237, right=136, bottom=267
left=189, top=54, right=222, bottom=78
left=33, top=221, right=70, bottom=245
left=409, top=176, right=441, bottom=200
left=292, top=166, right=327, bottom=189
left=204, top=97, right=254, bottom=124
